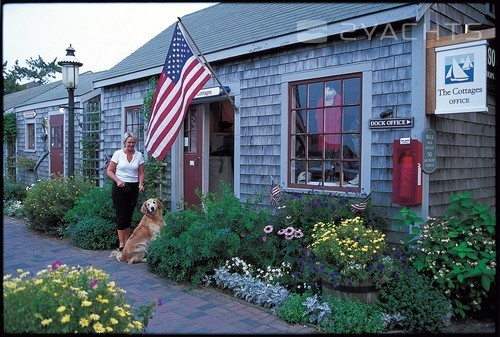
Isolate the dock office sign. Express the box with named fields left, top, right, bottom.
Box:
left=435, top=40, right=487, bottom=114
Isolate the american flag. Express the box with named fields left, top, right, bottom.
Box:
left=350, top=202, right=368, bottom=213
left=145, top=22, right=211, bottom=161
left=270, top=180, right=282, bottom=207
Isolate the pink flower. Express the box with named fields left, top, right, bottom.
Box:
left=277, top=228, right=286, bottom=235
left=263, top=225, right=274, bottom=234
left=285, top=226, right=295, bottom=236
left=89, top=279, right=98, bottom=288
left=261, top=236, right=267, bottom=242
left=285, top=235, right=294, bottom=240
left=51, top=260, right=62, bottom=270
left=294, top=229, right=304, bottom=238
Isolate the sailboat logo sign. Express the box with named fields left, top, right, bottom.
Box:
left=435, top=40, right=487, bottom=114
left=444, top=53, right=474, bottom=84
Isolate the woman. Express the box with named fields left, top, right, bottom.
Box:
left=107, top=131, right=145, bottom=251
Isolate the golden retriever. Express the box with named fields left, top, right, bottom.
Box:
left=109, top=198, right=166, bottom=264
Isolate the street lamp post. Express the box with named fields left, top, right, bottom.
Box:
left=58, top=44, right=82, bottom=177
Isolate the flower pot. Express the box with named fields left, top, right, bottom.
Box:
left=321, top=279, right=379, bottom=305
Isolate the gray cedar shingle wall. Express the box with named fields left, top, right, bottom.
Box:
left=426, top=3, right=496, bottom=216
left=102, top=80, right=173, bottom=207
left=229, top=28, right=414, bottom=244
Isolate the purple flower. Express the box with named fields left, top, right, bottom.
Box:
left=377, top=263, right=385, bottom=271
left=157, top=299, right=163, bottom=306
left=89, top=279, right=98, bottom=288
left=51, top=260, right=62, bottom=270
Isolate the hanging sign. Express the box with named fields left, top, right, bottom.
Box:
left=422, top=129, right=437, bottom=174
left=369, top=117, right=413, bottom=129
left=435, top=40, right=487, bottom=114
left=194, top=86, right=230, bottom=99
left=23, top=110, right=37, bottom=119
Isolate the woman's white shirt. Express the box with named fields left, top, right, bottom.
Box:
left=111, top=149, right=145, bottom=183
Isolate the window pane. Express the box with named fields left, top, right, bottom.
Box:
left=27, top=123, right=35, bottom=150
left=342, top=134, right=360, bottom=159
left=308, top=109, right=319, bottom=133
left=308, top=161, right=323, bottom=182
left=324, top=135, right=341, bottom=158
left=292, top=110, right=307, bottom=134
left=343, top=77, right=361, bottom=104
left=292, top=84, right=307, bottom=108
left=291, top=135, right=306, bottom=159
left=343, top=106, right=360, bottom=132
left=343, top=161, right=359, bottom=186
left=307, top=135, right=320, bottom=159
left=325, top=80, right=341, bottom=106
left=308, top=82, right=323, bottom=108
left=291, top=159, right=306, bottom=184
left=51, top=125, right=62, bottom=148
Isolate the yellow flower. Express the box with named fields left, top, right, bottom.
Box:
left=82, top=300, right=92, bottom=307
left=109, top=318, right=118, bottom=325
left=41, top=318, right=53, bottom=326
left=89, top=313, right=100, bottom=321
left=61, top=314, right=71, bottom=323
left=79, top=318, right=90, bottom=327
left=93, top=322, right=105, bottom=333
left=57, top=306, right=66, bottom=313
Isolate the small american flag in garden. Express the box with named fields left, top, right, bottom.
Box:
left=350, top=202, right=368, bottom=213
left=349, top=189, right=374, bottom=214
left=270, top=177, right=282, bottom=207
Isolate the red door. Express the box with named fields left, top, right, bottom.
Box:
left=50, top=114, right=64, bottom=177
left=183, top=105, right=203, bottom=205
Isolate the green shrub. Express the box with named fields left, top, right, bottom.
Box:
left=3, top=178, right=29, bottom=202
left=275, top=292, right=311, bottom=324
left=376, top=265, right=452, bottom=332
left=23, top=175, right=95, bottom=237
left=64, top=185, right=115, bottom=227
left=147, top=184, right=271, bottom=286
left=67, top=216, right=117, bottom=250
left=400, top=192, right=496, bottom=318
left=63, top=184, right=143, bottom=247
left=318, top=296, right=384, bottom=334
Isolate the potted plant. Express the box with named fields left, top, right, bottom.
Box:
left=307, top=216, right=397, bottom=304
left=16, top=156, right=37, bottom=171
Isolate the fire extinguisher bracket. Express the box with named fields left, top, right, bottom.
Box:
left=392, top=139, right=423, bottom=206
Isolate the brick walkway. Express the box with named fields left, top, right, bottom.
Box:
left=3, top=216, right=318, bottom=334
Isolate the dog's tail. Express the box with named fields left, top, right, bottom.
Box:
left=109, top=250, right=122, bottom=262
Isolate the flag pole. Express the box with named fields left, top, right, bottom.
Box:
left=177, top=17, right=239, bottom=114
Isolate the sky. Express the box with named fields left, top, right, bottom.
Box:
left=2, top=2, right=217, bottom=82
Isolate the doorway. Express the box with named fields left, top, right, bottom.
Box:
left=49, top=114, right=64, bottom=177
left=182, top=99, right=235, bottom=206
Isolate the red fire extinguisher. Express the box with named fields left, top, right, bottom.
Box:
left=399, top=150, right=413, bottom=200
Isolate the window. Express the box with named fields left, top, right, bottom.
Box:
left=26, top=122, right=36, bottom=150
left=288, top=74, right=361, bottom=191
left=125, top=105, right=145, bottom=152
